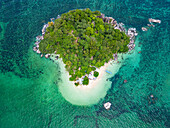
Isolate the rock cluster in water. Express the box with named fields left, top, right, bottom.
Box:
left=141, top=18, right=161, bottom=31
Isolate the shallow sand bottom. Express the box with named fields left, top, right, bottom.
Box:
left=51, top=54, right=128, bottom=106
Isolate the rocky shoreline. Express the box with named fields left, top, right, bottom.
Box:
left=96, top=13, right=138, bottom=61
left=32, top=12, right=138, bottom=85
left=98, top=13, right=137, bottom=53
left=32, top=12, right=139, bottom=86
left=33, top=13, right=138, bottom=59
left=33, top=16, right=60, bottom=59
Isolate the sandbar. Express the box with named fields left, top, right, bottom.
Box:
left=50, top=54, right=127, bottom=106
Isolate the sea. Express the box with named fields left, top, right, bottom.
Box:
left=0, top=0, right=170, bottom=128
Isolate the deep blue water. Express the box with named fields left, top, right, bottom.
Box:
left=0, top=0, right=170, bottom=127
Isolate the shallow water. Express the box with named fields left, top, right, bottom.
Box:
left=0, top=0, right=170, bottom=127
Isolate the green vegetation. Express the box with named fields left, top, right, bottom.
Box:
left=39, top=8, right=130, bottom=85
left=75, top=82, right=79, bottom=86
left=82, top=76, right=89, bottom=85
left=94, top=71, right=99, bottom=77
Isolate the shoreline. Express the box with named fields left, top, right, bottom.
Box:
left=75, top=60, right=111, bottom=89
left=50, top=52, right=113, bottom=90
left=32, top=11, right=138, bottom=105
left=53, top=54, right=125, bottom=105
left=44, top=38, right=138, bottom=106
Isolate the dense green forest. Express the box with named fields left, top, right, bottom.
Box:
left=39, top=8, right=130, bottom=85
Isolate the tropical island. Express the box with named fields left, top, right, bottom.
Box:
left=33, top=8, right=138, bottom=105
left=36, top=8, right=131, bottom=86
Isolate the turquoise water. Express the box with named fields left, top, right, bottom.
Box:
left=0, top=0, right=170, bottom=128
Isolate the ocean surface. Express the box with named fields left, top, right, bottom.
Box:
left=0, top=0, right=170, bottom=128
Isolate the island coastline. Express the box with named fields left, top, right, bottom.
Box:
left=33, top=9, right=138, bottom=105
left=51, top=54, right=126, bottom=105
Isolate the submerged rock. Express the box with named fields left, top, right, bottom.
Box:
left=42, top=24, right=49, bottom=34
left=33, top=47, right=37, bottom=51
left=147, top=24, right=151, bottom=27
left=36, top=36, right=41, bottom=41
left=57, top=15, right=61, bottom=19
left=149, top=18, right=161, bottom=24
left=36, top=49, right=41, bottom=54
left=0, top=26, right=2, bottom=33
left=124, top=79, right=127, bottom=83
left=45, top=54, right=51, bottom=58
left=55, top=56, right=58, bottom=60
left=104, top=102, right=111, bottom=109
left=35, top=41, right=40, bottom=45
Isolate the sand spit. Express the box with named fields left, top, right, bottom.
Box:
left=51, top=54, right=127, bottom=106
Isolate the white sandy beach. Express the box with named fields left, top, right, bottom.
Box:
left=75, top=61, right=111, bottom=90
left=50, top=41, right=142, bottom=106
left=50, top=54, right=128, bottom=106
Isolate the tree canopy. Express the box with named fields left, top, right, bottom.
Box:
left=94, top=71, right=99, bottom=77
left=39, top=8, right=130, bottom=85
